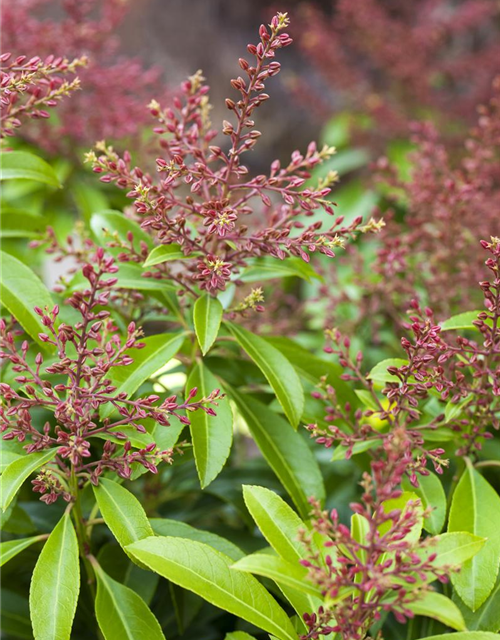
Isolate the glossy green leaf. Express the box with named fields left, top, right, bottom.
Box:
left=90, top=210, right=153, bottom=251
left=126, top=536, right=298, bottom=640
left=100, top=332, right=184, bottom=419
left=0, top=151, right=60, bottom=187
left=93, top=478, right=154, bottom=550
left=242, top=485, right=307, bottom=562
left=224, top=633, right=258, bottom=640
left=29, top=513, right=80, bottom=640
left=422, top=634, right=500, bottom=640
left=448, top=464, right=500, bottom=610
left=441, top=311, right=481, bottom=331
left=150, top=518, right=244, bottom=561
left=0, top=251, right=55, bottom=349
left=368, top=358, right=408, bottom=383
left=193, top=294, right=223, bottom=355
left=237, top=257, right=322, bottom=283
left=186, top=362, right=232, bottom=487
left=402, top=472, right=446, bottom=534
left=405, top=592, right=466, bottom=631
left=232, top=553, right=321, bottom=597
left=93, top=562, right=165, bottom=640
left=0, top=534, right=46, bottom=567
left=424, top=532, right=486, bottom=569
left=144, top=244, right=192, bottom=267
left=226, top=322, right=304, bottom=427
left=456, top=574, right=500, bottom=632
left=0, top=211, right=44, bottom=238
left=1, top=448, right=58, bottom=511
left=230, top=389, right=324, bottom=517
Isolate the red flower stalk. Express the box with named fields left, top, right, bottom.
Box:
left=0, top=249, right=220, bottom=503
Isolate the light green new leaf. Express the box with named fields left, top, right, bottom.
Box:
left=93, top=478, right=154, bottom=551
left=232, top=553, right=321, bottom=597
left=186, top=362, right=232, bottom=488
left=0, top=251, right=55, bottom=349
left=230, top=390, right=324, bottom=518
left=0, top=535, right=46, bottom=567
left=368, top=358, right=408, bottom=383
left=242, top=485, right=307, bottom=562
left=144, top=244, right=192, bottom=267
left=0, top=151, right=60, bottom=187
left=448, top=464, right=500, bottom=610
left=237, top=257, right=322, bottom=284
left=93, top=563, right=165, bottom=640
left=226, top=322, right=304, bottom=427
left=405, top=592, right=466, bottom=631
left=441, top=311, right=481, bottom=331
left=126, top=536, right=298, bottom=640
left=1, top=448, right=58, bottom=511
left=100, top=332, right=184, bottom=419
left=193, top=294, right=223, bottom=355
left=90, top=210, right=153, bottom=252
left=29, top=513, right=80, bottom=640
left=422, top=634, right=500, bottom=640
left=423, top=532, right=486, bottom=569
left=402, top=472, right=446, bottom=534
left=150, top=518, right=244, bottom=561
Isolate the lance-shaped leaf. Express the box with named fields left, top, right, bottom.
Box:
left=194, top=294, right=223, bottom=355
left=187, top=362, right=232, bottom=488
left=422, top=633, right=500, bottom=640
left=127, top=536, right=298, bottom=640
left=0, top=251, right=55, bottom=350
left=90, top=210, right=153, bottom=252
left=402, top=472, right=446, bottom=534
left=456, top=573, right=500, bottom=633
left=405, top=592, right=466, bottom=631
left=421, top=532, right=486, bottom=569
left=225, top=322, right=304, bottom=427
left=232, top=553, right=321, bottom=597
left=144, top=244, right=193, bottom=267
left=0, top=535, right=47, bottom=567
left=0, top=151, right=60, bottom=187
left=93, top=561, right=165, bottom=640
left=448, top=464, right=500, bottom=610
left=1, top=448, right=58, bottom=512
left=229, top=389, right=324, bottom=518
left=100, top=332, right=184, bottom=419
left=93, top=478, right=154, bottom=551
left=29, top=513, right=80, bottom=640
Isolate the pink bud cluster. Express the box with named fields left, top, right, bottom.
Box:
left=0, top=249, right=220, bottom=503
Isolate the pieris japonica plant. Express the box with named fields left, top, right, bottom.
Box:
left=2, top=7, right=500, bottom=640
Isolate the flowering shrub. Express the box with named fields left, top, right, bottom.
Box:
left=2, top=7, right=500, bottom=640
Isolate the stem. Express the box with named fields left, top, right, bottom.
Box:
left=70, top=469, right=96, bottom=599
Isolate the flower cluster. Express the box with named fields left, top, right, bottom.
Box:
left=299, top=433, right=450, bottom=640
left=0, top=249, right=220, bottom=503
left=0, top=52, right=86, bottom=138
left=1, top=0, right=166, bottom=151
left=296, top=0, right=500, bottom=143
left=84, top=14, right=378, bottom=298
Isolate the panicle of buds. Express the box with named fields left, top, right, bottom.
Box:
left=0, top=249, right=220, bottom=503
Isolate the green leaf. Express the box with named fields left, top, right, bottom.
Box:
left=456, top=573, right=500, bottom=632
left=29, top=513, right=80, bottom=640
left=237, top=257, right=322, bottom=283
left=232, top=553, right=321, bottom=597
left=422, top=634, right=500, bottom=640
left=143, top=244, right=192, bottom=267
left=332, top=439, right=383, bottom=461
left=1, top=448, right=58, bottom=511
left=448, top=464, right=500, bottom=610
left=423, top=532, right=486, bottom=569
left=405, top=592, right=466, bottom=631
left=224, top=633, right=258, bottom=640
left=230, top=389, right=324, bottom=518
left=93, top=478, right=154, bottom=551
left=193, top=294, right=223, bottom=355
left=368, top=358, right=408, bottom=383
left=226, top=323, right=304, bottom=427
left=150, top=518, right=244, bottom=561
left=441, top=311, right=481, bottom=331
left=0, top=534, right=46, bottom=567
left=100, top=332, right=184, bottom=419
left=242, top=485, right=307, bottom=562
left=186, top=362, right=232, bottom=488
left=126, top=536, right=298, bottom=640
left=402, top=472, right=446, bottom=535
left=1, top=589, right=32, bottom=639
left=0, top=151, right=60, bottom=187
left=0, top=251, right=55, bottom=349
left=93, top=562, right=165, bottom=640
left=0, top=211, right=45, bottom=238
left=90, top=210, right=153, bottom=252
